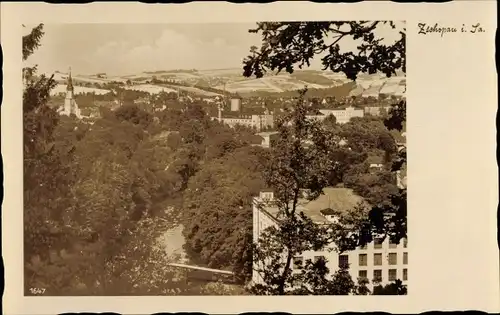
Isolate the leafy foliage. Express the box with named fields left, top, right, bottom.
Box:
left=373, top=279, right=407, bottom=295
left=23, top=24, right=45, bottom=61
left=246, top=20, right=407, bottom=296
left=23, top=25, right=207, bottom=295
left=250, top=90, right=351, bottom=295
left=243, top=22, right=405, bottom=80
left=182, top=146, right=269, bottom=281
left=23, top=24, right=76, bottom=261
left=250, top=90, right=407, bottom=295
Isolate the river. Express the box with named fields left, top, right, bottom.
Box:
left=156, top=207, right=246, bottom=295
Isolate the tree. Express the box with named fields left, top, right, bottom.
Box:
left=23, top=24, right=44, bottom=61
left=25, top=99, right=199, bottom=295
left=182, top=146, right=268, bottom=281
left=250, top=90, right=355, bottom=295
left=23, top=24, right=78, bottom=263
left=372, top=279, right=407, bottom=295
left=23, top=26, right=202, bottom=294
left=245, top=20, right=407, bottom=235
left=355, top=277, right=371, bottom=295
left=243, top=21, right=407, bottom=150
left=245, top=21, right=407, bottom=295
left=114, top=103, right=153, bottom=127
left=166, top=132, right=182, bottom=151
left=323, top=114, right=338, bottom=130
left=384, top=99, right=406, bottom=132
left=243, top=22, right=405, bottom=80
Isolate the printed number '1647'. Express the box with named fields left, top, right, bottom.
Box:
left=29, top=288, right=46, bottom=295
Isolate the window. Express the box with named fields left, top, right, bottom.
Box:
left=264, top=192, right=274, bottom=200
left=373, top=269, right=382, bottom=282
left=338, top=254, right=349, bottom=268
left=374, top=253, right=382, bottom=266
left=403, top=268, right=408, bottom=281
left=359, top=254, right=368, bottom=266
left=403, top=252, right=408, bottom=265
left=388, top=253, right=398, bottom=265
left=293, top=257, right=303, bottom=270
left=359, top=244, right=367, bottom=250
left=389, top=240, right=398, bottom=249
left=374, top=238, right=383, bottom=249
left=358, top=270, right=368, bottom=279
left=403, top=238, right=408, bottom=248
left=388, top=269, right=397, bottom=281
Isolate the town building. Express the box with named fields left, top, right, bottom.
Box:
left=305, top=113, right=327, bottom=122
left=319, top=106, right=364, bottom=124
left=230, top=96, right=242, bottom=111
left=255, top=131, right=279, bottom=148
left=79, top=107, right=101, bottom=119
left=57, top=68, right=82, bottom=119
left=252, top=187, right=408, bottom=292
left=304, top=106, right=364, bottom=124
left=364, top=106, right=392, bottom=116
left=218, top=112, right=274, bottom=131
left=214, top=98, right=274, bottom=131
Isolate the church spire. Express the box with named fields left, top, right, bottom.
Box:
left=59, top=66, right=81, bottom=119
left=67, top=67, right=74, bottom=92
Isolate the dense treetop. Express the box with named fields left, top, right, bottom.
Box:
left=243, top=22, right=405, bottom=80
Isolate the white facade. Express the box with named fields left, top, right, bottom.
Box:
left=256, top=131, right=278, bottom=149
left=319, top=106, right=364, bottom=124
left=305, top=115, right=327, bottom=122
left=252, top=190, right=408, bottom=292
left=221, top=113, right=274, bottom=131
left=58, top=69, right=82, bottom=119
left=230, top=98, right=242, bottom=111
left=364, top=106, right=392, bottom=116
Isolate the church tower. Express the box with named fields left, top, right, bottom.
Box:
left=59, top=67, right=82, bottom=118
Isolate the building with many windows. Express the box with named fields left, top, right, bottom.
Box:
left=305, top=106, right=365, bottom=124
left=213, top=96, right=274, bottom=131
left=252, top=187, right=408, bottom=292
left=319, top=106, right=364, bottom=124
left=364, top=105, right=392, bottom=116
left=217, top=112, right=274, bottom=131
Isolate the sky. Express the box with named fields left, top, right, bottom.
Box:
left=25, top=22, right=404, bottom=76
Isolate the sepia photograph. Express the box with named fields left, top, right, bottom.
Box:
left=22, top=21, right=407, bottom=296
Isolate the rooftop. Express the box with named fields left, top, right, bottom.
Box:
left=257, top=187, right=367, bottom=224
left=221, top=113, right=253, bottom=119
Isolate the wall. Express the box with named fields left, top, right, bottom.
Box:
left=320, top=107, right=364, bottom=124
left=297, top=237, right=408, bottom=291
left=230, top=98, right=241, bottom=111
left=252, top=197, right=409, bottom=292
left=252, top=196, right=280, bottom=285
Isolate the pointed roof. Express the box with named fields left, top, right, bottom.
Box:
left=258, top=187, right=367, bottom=224
left=66, top=67, right=74, bottom=91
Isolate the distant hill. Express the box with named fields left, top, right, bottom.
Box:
left=50, top=67, right=405, bottom=98
left=290, top=71, right=336, bottom=86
